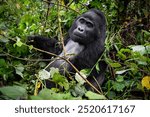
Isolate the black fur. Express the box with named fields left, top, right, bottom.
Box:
left=28, top=9, right=107, bottom=90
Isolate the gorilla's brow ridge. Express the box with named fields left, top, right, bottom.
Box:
left=82, top=11, right=101, bottom=24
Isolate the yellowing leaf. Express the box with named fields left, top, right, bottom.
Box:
left=141, top=76, right=150, bottom=89
left=29, top=45, right=33, bottom=50
left=14, top=37, right=23, bottom=47
left=16, top=3, right=20, bottom=9
left=37, top=82, right=41, bottom=89
left=34, top=81, right=41, bottom=96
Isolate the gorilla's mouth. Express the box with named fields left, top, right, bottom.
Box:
left=73, top=33, right=85, bottom=39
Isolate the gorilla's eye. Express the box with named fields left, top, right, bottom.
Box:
left=86, top=22, right=93, bottom=28
left=79, top=18, right=85, bottom=23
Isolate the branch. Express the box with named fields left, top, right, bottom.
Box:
left=43, top=0, right=80, bottom=14
left=1, top=52, right=51, bottom=62
left=43, top=0, right=51, bottom=30
left=28, top=44, right=102, bottom=94
left=57, top=0, right=66, bottom=56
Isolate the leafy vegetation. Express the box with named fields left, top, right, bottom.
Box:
left=0, top=0, right=149, bottom=100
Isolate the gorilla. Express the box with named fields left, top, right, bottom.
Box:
left=28, top=9, right=107, bottom=90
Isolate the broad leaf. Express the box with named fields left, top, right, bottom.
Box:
left=0, top=86, right=27, bottom=99
left=141, top=76, right=150, bottom=89
left=38, top=69, right=50, bottom=80
left=85, top=91, right=106, bottom=100
left=32, top=88, right=79, bottom=100
left=116, top=75, right=124, bottom=82
left=130, top=45, right=150, bottom=55
left=50, top=67, right=59, bottom=77
left=112, top=82, right=125, bottom=92
left=0, top=59, right=6, bottom=67
left=15, top=64, right=24, bottom=78
left=75, top=69, right=90, bottom=85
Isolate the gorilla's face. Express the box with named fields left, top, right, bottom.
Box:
left=69, top=11, right=101, bottom=45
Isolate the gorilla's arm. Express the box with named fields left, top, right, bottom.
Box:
left=28, top=35, right=62, bottom=58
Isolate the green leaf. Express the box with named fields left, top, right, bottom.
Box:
left=15, top=64, right=24, bottom=78
left=38, top=89, right=54, bottom=100
left=107, top=91, right=116, bottom=99
left=38, top=62, right=46, bottom=68
left=85, top=91, right=107, bottom=100
left=0, top=59, right=6, bottom=67
left=109, top=62, right=121, bottom=68
left=124, top=80, right=133, bottom=88
left=116, top=75, right=124, bottom=82
left=96, top=63, right=100, bottom=71
left=60, top=81, right=70, bottom=91
left=112, top=82, right=125, bottom=92
left=49, top=69, right=69, bottom=90
left=30, top=96, right=43, bottom=100
left=50, top=67, right=59, bottom=77
left=59, top=11, right=65, bottom=16
left=73, top=84, right=86, bottom=97
left=53, top=73, right=66, bottom=83
left=29, top=45, right=33, bottom=50
left=70, top=3, right=76, bottom=10
left=120, top=48, right=131, bottom=53
left=14, top=37, right=23, bottom=47
left=0, top=86, right=27, bottom=99
left=80, top=69, right=91, bottom=76
left=117, top=51, right=127, bottom=60
left=35, top=89, right=79, bottom=100
left=125, top=62, right=138, bottom=69
left=142, top=30, right=150, bottom=36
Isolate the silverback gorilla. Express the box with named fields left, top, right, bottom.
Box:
left=28, top=9, right=107, bottom=90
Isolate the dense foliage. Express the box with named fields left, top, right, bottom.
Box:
left=0, top=0, right=149, bottom=100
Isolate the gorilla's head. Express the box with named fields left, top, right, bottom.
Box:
left=69, top=9, right=106, bottom=45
